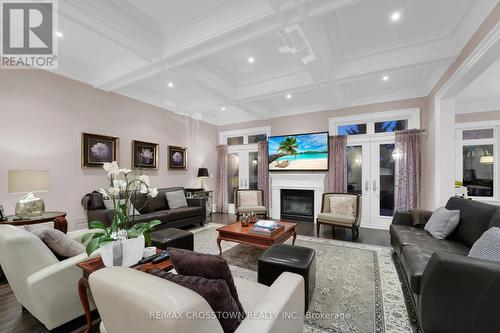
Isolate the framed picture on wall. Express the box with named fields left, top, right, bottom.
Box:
left=132, top=140, right=159, bottom=170
left=82, top=133, right=119, bottom=168
left=168, top=145, right=188, bottom=170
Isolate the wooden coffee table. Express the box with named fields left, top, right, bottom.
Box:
left=216, top=221, right=297, bottom=255
left=76, top=252, right=173, bottom=333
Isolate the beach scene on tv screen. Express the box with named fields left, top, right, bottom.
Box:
left=268, top=133, right=328, bottom=171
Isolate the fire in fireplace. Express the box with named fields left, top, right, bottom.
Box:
left=280, top=189, right=314, bottom=222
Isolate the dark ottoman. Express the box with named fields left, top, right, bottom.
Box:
left=258, top=244, right=316, bottom=312
left=150, top=228, right=194, bottom=251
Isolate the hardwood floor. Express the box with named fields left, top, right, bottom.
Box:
left=0, top=213, right=390, bottom=332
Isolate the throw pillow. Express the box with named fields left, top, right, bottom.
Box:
left=469, top=227, right=500, bottom=263
left=150, top=270, right=243, bottom=333
left=165, top=190, right=188, bottom=209
left=424, top=207, right=460, bottom=240
left=103, top=199, right=140, bottom=216
left=168, top=248, right=245, bottom=315
left=410, top=209, right=433, bottom=227
left=238, top=191, right=259, bottom=207
left=329, top=195, right=355, bottom=216
left=33, top=228, right=85, bottom=258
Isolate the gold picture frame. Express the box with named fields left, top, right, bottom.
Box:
left=132, top=140, right=159, bottom=170
left=82, top=133, right=119, bottom=168
left=168, top=145, right=188, bottom=170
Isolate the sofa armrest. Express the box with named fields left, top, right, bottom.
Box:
left=67, top=228, right=105, bottom=244
left=391, top=211, right=413, bottom=226
left=236, top=272, right=304, bottom=333
left=420, top=252, right=500, bottom=333
left=187, top=198, right=206, bottom=212
left=26, top=251, right=99, bottom=329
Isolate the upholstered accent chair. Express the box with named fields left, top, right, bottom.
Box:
left=235, top=189, right=267, bottom=221
left=0, top=225, right=98, bottom=330
left=90, top=267, right=305, bottom=333
left=316, top=193, right=361, bottom=241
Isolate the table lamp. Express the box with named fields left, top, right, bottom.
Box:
left=197, top=167, right=209, bottom=190
left=8, top=170, right=49, bottom=219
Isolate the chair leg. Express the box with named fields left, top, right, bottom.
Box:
left=351, top=227, right=356, bottom=241
left=316, top=221, right=320, bottom=237
left=332, top=225, right=335, bottom=236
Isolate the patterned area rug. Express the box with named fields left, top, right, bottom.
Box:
left=190, top=223, right=419, bottom=333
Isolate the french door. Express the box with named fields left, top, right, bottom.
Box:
left=347, top=136, right=396, bottom=229
left=227, top=148, right=259, bottom=213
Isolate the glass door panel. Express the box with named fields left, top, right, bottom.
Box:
left=227, top=153, right=240, bottom=205
left=378, top=144, right=395, bottom=217
left=248, top=151, right=259, bottom=189
left=347, top=146, right=362, bottom=194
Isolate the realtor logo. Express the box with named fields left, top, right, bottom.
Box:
left=1, top=0, right=58, bottom=68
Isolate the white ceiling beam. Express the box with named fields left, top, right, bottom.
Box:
left=60, top=0, right=163, bottom=62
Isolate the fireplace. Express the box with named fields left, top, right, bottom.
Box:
left=280, top=189, right=314, bottom=222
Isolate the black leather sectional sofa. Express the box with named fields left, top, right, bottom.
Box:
left=82, top=187, right=206, bottom=230
left=391, top=197, right=500, bottom=333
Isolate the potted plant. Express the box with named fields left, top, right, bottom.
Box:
left=82, top=161, right=161, bottom=267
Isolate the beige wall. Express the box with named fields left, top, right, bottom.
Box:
left=456, top=110, right=500, bottom=123
left=0, top=70, right=218, bottom=230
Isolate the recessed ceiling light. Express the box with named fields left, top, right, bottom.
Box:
left=167, top=81, right=174, bottom=88
left=382, top=75, right=389, bottom=82
left=286, top=93, right=292, bottom=99
left=56, top=31, right=64, bottom=38
left=221, top=107, right=227, bottom=111
left=390, top=11, right=401, bottom=22
left=247, top=56, right=255, bottom=64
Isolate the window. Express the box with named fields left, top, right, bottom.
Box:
left=227, top=136, right=244, bottom=146
left=375, top=120, right=407, bottom=133
left=248, top=134, right=267, bottom=144
left=463, top=145, right=494, bottom=197
left=457, top=126, right=497, bottom=199
left=338, top=124, right=367, bottom=136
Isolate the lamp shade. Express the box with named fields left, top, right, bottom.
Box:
left=197, top=167, right=209, bottom=178
left=8, top=170, right=49, bottom=193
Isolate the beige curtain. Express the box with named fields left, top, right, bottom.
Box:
left=394, top=129, right=422, bottom=211
left=326, top=135, right=347, bottom=192
left=215, top=144, right=228, bottom=213
left=257, top=141, right=269, bottom=210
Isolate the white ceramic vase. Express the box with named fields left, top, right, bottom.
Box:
left=101, top=235, right=145, bottom=267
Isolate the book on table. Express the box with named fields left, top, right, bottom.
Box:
left=249, top=223, right=284, bottom=236
left=254, top=220, right=278, bottom=229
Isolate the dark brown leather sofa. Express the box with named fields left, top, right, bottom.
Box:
left=82, top=187, right=206, bottom=230
left=391, top=197, right=500, bottom=333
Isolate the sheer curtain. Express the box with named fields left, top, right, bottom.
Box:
left=394, top=129, right=423, bottom=211
left=257, top=141, right=269, bottom=210
left=215, top=144, right=228, bottom=213
left=326, top=135, right=347, bottom=192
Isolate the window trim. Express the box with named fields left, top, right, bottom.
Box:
left=329, top=108, right=420, bottom=137
left=219, top=126, right=271, bottom=147
left=455, top=123, right=498, bottom=202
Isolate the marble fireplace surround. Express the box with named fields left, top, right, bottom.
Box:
left=270, top=173, right=326, bottom=221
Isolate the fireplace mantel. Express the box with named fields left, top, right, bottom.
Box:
left=270, top=173, right=326, bottom=222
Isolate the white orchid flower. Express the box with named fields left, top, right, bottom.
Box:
left=99, top=188, right=109, bottom=199
left=148, top=188, right=158, bottom=198
left=103, top=161, right=119, bottom=176
left=119, top=168, right=132, bottom=174
left=139, top=174, right=150, bottom=186
left=107, top=187, right=120, bottom=197
left=113, top=179, right=127, bottom=191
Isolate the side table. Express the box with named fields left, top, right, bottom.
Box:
left=77, top=252, right=173, bottom=333
left=1, top=211, right=68, bottom=233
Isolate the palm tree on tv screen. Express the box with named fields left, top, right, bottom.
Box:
left=278, top=136, right=299, bottom=158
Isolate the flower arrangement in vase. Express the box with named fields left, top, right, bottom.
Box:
left=82, top=162, right=161, bottom=266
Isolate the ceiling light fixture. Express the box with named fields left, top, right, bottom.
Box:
left=56, top=31, right=64, bottom=38
left=382, top=75, right=389, bottom=82
left=286, top=93, right=292, bottom=99
left=221, top=107, right=227, bottom=111
left=391, top=11, right=401, bottom=22
left=167, top=82, right=174, bottom=88
left=247, top=56, right=255, bottom=64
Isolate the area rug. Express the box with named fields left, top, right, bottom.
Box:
left=189, top=223, right=419, bottom=333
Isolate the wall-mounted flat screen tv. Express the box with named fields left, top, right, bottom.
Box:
left=268, top=132, right=329, bottom=172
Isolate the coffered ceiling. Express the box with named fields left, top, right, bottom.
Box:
left=51, top=0, right=498, bottom=125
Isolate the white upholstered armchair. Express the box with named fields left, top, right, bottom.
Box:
left=90, top=267, right=304, bottom=333
left=0, top=225, right=97, bottom=330
left=234, top=189, right=267, bottom=221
